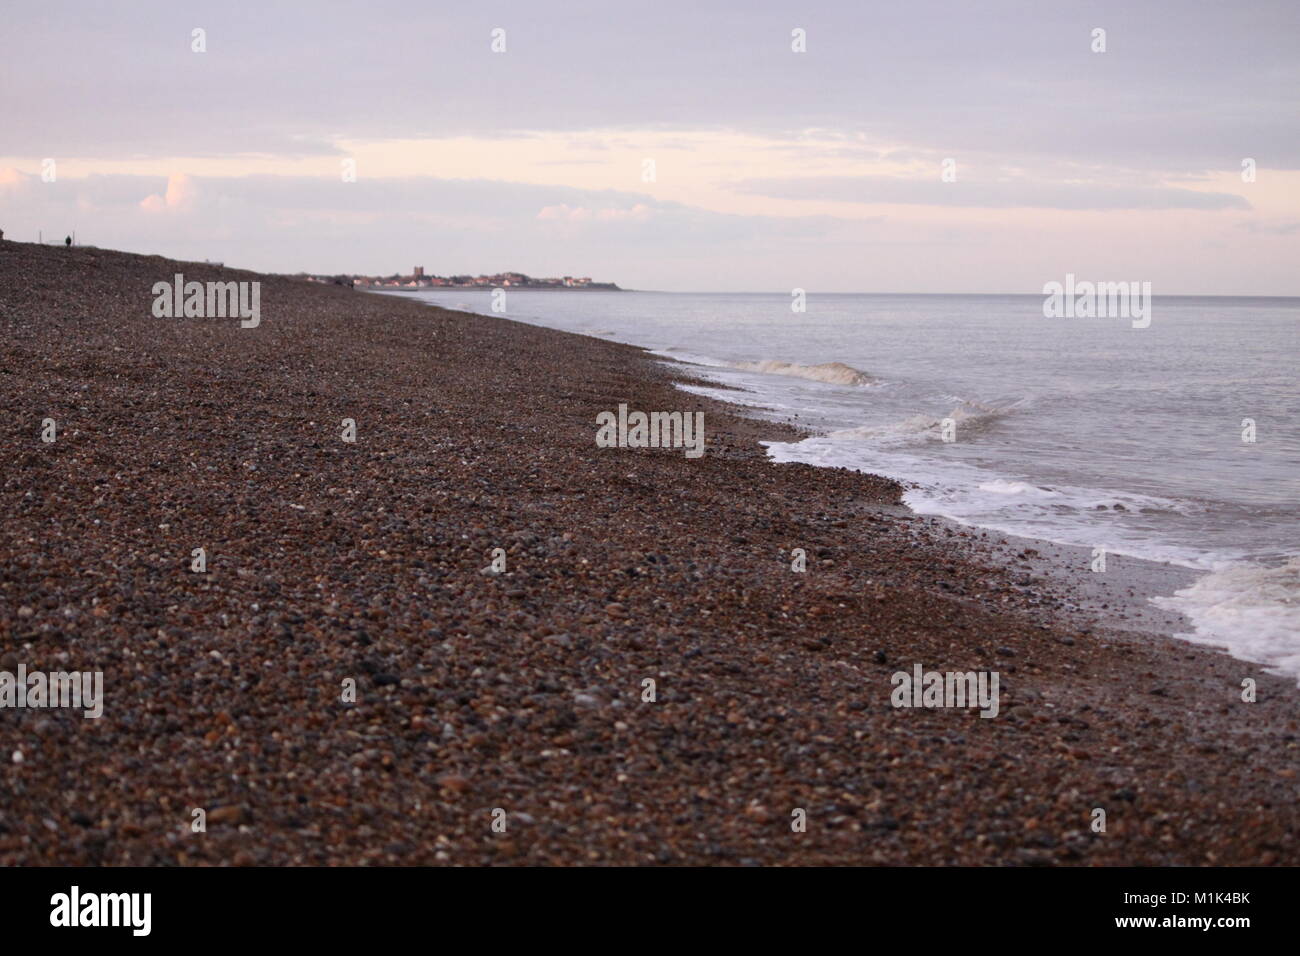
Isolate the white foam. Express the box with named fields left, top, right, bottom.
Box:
left=978, top=479, right=1045, bottom=496
left=1153, top=558, right=1300, bottom=683
left=675, top=382, right=769, bottom=405
left=767, top=424, right=1300, bottom=680
left=763, top=434, right=1215, bottom=568
left=649, top=348, right=730, bottom=367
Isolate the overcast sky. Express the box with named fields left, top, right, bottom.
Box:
left=2, top=0, right=1297, bottom=291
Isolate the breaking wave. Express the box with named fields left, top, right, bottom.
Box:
left=724, top=359, right=874, bottom=386
left=824, top=398, right=1023, bottom=446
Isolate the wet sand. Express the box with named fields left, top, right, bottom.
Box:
left=1, top=241, right=1296, bottom=865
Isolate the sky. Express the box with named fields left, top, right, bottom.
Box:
left=1, top=0, right=1298, bottom=292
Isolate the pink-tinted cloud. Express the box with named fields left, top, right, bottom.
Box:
left=537, top=202, right=653, bottom=223
left=140, top=173, right=197, bottom=212
left=0, top=167, right=37, bottom=192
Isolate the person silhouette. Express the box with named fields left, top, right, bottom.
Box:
left=65, top=236, right=72, bottom=247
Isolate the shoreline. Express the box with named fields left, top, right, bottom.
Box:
left=645, top=354, right=1209, bottom=638
left=647, top=355, right=1296, bottom=739
left=589, top=344, right=1283, bottom=682
left=2, top=241, right=1297, bottom=866
left=413, top=302, right=1227, bottom=662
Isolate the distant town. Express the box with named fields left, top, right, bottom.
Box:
left=297, top=267, right=621, bottom=291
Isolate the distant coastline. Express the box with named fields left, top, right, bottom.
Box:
left=295, top=267, right=621, bottom=291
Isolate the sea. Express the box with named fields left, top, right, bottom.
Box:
left=384, top=289, right=1300, bottom=683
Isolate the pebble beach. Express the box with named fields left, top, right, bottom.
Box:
left=1, top=241, right=1297, bottom=866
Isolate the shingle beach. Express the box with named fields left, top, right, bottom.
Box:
left=1, top=242, right=1296, bottom=865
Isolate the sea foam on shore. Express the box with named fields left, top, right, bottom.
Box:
left=1154, top=558, right=1300, bottom=680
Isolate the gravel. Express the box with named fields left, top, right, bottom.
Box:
left=0, top=241, right=1296, bottom=866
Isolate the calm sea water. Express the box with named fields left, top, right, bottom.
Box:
left=387, top=289, right=1300, bottom=681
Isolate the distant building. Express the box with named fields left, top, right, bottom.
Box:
left=413, top=266, right=424, bottom=278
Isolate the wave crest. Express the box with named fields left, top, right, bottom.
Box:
left=726, top=359, right=873, bottom=386
left=827, top=399, right=1021, bottom=445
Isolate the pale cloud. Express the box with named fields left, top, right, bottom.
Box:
left=1240, top=220, right=1300, bottom=235
left=3, top=1, right=1297, bottom=173
left=0, top=167, right=36, bottom=191
left=735, top=175, right=1253, bottom=211
left=140, top=173, right=198, bottom=213
left=1, top=1, right=1296, bottom=292
left=537, top=203, right=654, bottom=223
left=0, top=167, right=1295, bottom=293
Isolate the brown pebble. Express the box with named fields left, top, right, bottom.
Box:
left=208, top=805, right=247, bottom=825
